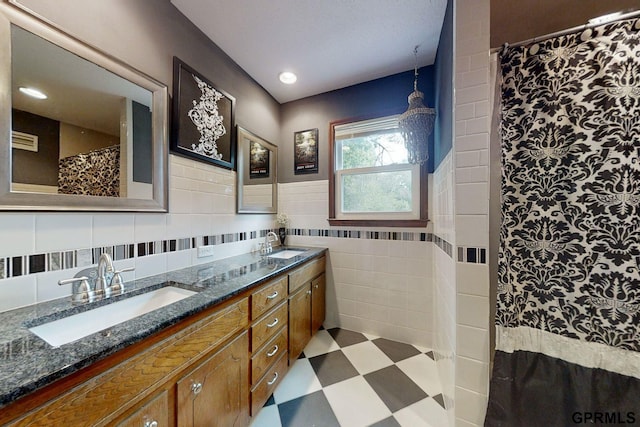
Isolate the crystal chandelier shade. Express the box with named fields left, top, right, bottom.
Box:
left=398, top=46, right=436, bottom=165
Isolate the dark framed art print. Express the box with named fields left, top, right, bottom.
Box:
left=170, top=57, right=236, bottom=170
left=249, top=140, right=270, bottom=179
left=294, top=128, right=318, bottom=174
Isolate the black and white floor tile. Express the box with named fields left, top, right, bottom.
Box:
left=250, top=328, right=448, bottom=427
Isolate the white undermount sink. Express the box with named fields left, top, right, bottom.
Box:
left=268, top=249, right=306, bottom=259
left=29, top=286, right=196, bottom=347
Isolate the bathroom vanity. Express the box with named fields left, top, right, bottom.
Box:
left=0, top=247, right=326, bottom=426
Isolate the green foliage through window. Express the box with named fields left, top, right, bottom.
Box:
left=338, top=132, right=408, bottom=170
left=341, top=170, right=412, bottom=213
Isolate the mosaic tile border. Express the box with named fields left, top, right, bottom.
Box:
left=0, top=227, right=482, bottom=281
left=287, top=228, right=431, bottom=241
left=433, top=235, right=454, bottom=259
left=457, top=245, right=487, bottom=264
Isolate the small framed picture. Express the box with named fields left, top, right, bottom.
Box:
left=170, top=57, right=236, bottom=170
left=294, top=128, right=318, bottom=174
left=249, top=140, right=270, bottom=179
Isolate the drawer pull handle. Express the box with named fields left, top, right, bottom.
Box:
left=266, top=291, right=279, bottom=299
left=267, top=345, right=279, bottom=357
left=267, top=371, right=279, bottom=385
left=144, top=421, right=158, bottom=427
left=191, top=382, right=203, bottom=395
left=267, top=318, right=279, bottom=328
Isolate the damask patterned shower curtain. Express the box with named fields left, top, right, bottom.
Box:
left=485, top=17, right=640, bottom=426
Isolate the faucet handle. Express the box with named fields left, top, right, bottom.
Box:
left=110, top=267, right=135, bottom=295
left=59, top=276, right=96, bottom=304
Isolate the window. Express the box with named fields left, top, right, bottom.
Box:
left=329, top=114, right=428, bottom=227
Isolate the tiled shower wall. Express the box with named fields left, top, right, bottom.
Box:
left=0, top=154, right=274, bottom=312
left=454, top=0, right=491, bottom=425
left=433, top=150, right=457, bottom=425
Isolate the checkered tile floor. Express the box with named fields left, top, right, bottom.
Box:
left=250, top=328, right=447, bottom=427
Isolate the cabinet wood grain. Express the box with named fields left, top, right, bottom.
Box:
left=251, top=301, right=287, bottom=352
left=177, top=332, right=249, bottom=427
left=116, top=390, right=169, bottom=427
left=250, top=352, right=288, bottom=417
left=251, top=327, right=288, bottom=386
left=251, top=276, right=287, bottom=320
left=288, top=257, right=325, bottom=293
left=311, top=273, right=326, bottom=333
left=288, top=283, right=311, bottom=364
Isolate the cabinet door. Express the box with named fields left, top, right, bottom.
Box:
left=288, top=283, right=311, bottom=364
left=116, top=390, right=169, bottom=427
left=177, top=332, right=249, bottom=427
left=311, top=273, right=326, bottom=333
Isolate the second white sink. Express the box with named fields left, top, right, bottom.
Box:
left=268, top=249, right=306, bottom=259
left=29, top=286, right=196, bottom=347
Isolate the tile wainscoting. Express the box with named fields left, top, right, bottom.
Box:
left=0, top=228, right=485, bottom=282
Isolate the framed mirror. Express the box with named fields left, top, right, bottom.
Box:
left=0, top=1, right=168, bottom=211
left=236, top=126, right=277, bottom=214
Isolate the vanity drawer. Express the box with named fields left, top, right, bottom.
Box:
left=251, top=327, right=288, bottom=385
left=251, top=301, right=287, bottom=351
left=288, top=256, right=325, bottom=293
left=251, top=275, right=287, bottom=320
left=250, top=352, right=288, bottom=416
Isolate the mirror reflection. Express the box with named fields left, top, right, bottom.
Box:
left=236, top=126, right=277, bottom=214
left=11, top=25, right=154, bottom=199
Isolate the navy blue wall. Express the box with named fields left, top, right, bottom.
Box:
left=433, top=0, right=454, bottom=170
left=279, top=66, right=436, bottom=182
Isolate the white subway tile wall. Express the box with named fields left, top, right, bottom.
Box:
left=455, top=0, right=491, bottom=426
left=279, top=180, right=435, bottom=348
left=0, top=214, right=35, bottom=257
left=433, top=150, right=457, bottom=425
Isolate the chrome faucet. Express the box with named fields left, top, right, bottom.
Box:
left=59, top=252, right=134, bottom=304
left=95, top=252, right=115, bottom=297
left=261, top=231, right=279, bottom=254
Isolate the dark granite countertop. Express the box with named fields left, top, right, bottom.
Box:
left=0, top=246, right=326, bottom=408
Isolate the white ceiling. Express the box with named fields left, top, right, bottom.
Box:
left=170, top=0, right=447, bottom=104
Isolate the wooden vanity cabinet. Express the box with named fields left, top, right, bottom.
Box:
left=1, top=253, right=327, bottom=427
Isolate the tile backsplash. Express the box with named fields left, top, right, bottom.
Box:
left=0, top=230, right=267, bottom=280
left=0, top=225, right=473, bottom=281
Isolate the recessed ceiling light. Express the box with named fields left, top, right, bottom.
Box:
left=19, top=87, right=47, bottom=99
left=279, top=71, right=297, bottom=85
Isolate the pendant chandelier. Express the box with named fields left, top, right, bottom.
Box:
left=398, top=46, right=436, bottom=165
